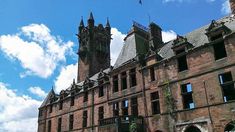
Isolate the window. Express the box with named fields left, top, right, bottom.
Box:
left=83, top=111, right=87, bottom=127
left=70, top=96, right=74, bottom=106
left=151, top=92, right=160, bottom=114
left=59, top=101, right=63, bottom=110
left=57, top=118, right=62, bottom=132
left=113, top=75, right=119, bottom=92
left=98, top=106, right=104, bottom=120
left=99, top=86, right=104, bottom=97
left=181, top=83, right=195, bottom=109
left=49, top=105, right=53, bottom=113
left=131, top=97, right=138, bottom=116
left=47, top=120, right=51, bottom=132
left=113, top=102, right=119, bottom=117
left=83, top=91, right=88, bottom=102
left=213, top=41, right=227, bottom=60
left=219, top=72, right=235, bottom=102
left=122, top=100, right=129, bottom=117
left=121, top=72, right=127, bottom=90
left=39, top=110, right=43, bottom=117
left=130, top=68, right=137, bottom=87
left=69, top=114, right=74, bottom=130
left=210, top=33, right=223, bottom=41
left=178, top=55, right=188, bottom=72
left=150, top=67, right=155, bottom=81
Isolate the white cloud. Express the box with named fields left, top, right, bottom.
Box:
left=28, top=86, right=47, bottom=98
left=110, top=28, right=126, bottom=66
left=221, top=0, right=231, bottom=15
left=0, top=24, right=74, bottom=78
left=54, top=63, right=78, bottom=93
left=162, top=30, right=177, bottom=43
left=0, top=82, right=41, bottom=132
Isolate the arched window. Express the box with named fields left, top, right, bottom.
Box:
left=225, top=121, right=235, bottom=132
left=185, top=125, right=201, bottom=132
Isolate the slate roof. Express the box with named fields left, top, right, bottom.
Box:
left=115, top=14, right=235, bottom=68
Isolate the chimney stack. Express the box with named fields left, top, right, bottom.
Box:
left=230, top=0, right=235, bottom=14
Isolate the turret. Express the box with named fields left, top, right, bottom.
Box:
left=105, top=18, right=111, bottom=34
left=79, top=17, right=84, bottom=33
left=87, top=12, right=94, bottom=28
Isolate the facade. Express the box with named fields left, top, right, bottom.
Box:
left=38, top=1, right=235, bottom=132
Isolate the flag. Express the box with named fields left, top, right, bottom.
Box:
left=139, top=0, right=142, bottom=5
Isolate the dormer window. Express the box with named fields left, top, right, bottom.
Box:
left=205, top=20, right=230, bottom=60
left=205, top=20, right=231, bottom=42
left=172, top=35, right=192, bottom=72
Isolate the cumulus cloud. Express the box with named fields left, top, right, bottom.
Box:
left=0, top=82, right=41, bottom=132
left=110, top=28, right=126, bottom=66
left=54, top=63, right=78, bottom=93
left=28, top=86, right=47, bottom=98
left=0, top=24, right=74, bottom=78
left=162, top=30, right=177, bottom=42
left=221, top=0, right=231, bottom=15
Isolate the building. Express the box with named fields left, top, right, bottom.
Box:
left=38, top=1, right=235, bottom=132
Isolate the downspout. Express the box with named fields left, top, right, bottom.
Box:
left=203, top=81, right=214, bottom=132
left=140, top=68, right=151, bottom=132
left=91, top=88, right=95, bottom=131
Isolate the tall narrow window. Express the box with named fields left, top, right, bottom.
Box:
left=213, top=41, right=227, bottom=60
left=151, top=92, right=160, bottom=114
left=181, top=83, right=195, bottom=109
left=59, top=101, right=63, bottom=110
left=130, top=68, right=137, bottom=87
left=122, top=100, right=129, bottom=117
left=113, top=102, right=119, bottom=117
left=131, top=97, right=138, bottom=116
left=113, top=75, right=119, bottom=92
left=98, top=106, right=104, bottom=120
left=219, top=72, right=235, bottom=102
left=47, top=120, right=51, bottom=132
left=69, top=114, right=74, bottom=130
left=99, top=85, right=104, bottom=97
left=49, top=105, right=53, bottom=113
left=39, top=110, right=43, bottom=117
left=83, top=91, right=88, bottom=102
left=150, top=67, right=155, bottom=81
left=70, top=96, right=74, bottom=106
left=57, top=117, right=62, bottom=132
left=83, top=111, right=87, bottom=127
left=121, top=72, right=127, bottom=90
left=178, top=55, right=188, bottom=72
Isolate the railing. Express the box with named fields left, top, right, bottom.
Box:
left=99, top=115, right=144, bottom=126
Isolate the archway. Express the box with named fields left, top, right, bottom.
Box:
left=184, top=125, right=201, bottom=132
left=224, top=121, right=235, bottom=132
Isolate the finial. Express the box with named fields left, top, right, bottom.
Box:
left=80, top=16, right=84, bottom=27
left=106, top=17, right=110, bottom=28
left=89, top=12, right=94, bottom=20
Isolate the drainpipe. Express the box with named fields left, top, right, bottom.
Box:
left=91, top=88, right=95, bottom=131
left=203, top=80, right=214, bottom=132
left=140, top=68, right=151, bottom=132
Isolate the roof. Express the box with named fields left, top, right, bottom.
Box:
left=40, top=88, right=56, bottom=108
left=114, top=14, right=235, bottom=69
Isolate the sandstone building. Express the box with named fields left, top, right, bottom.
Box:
left=38, top=1, right=235, bottom=131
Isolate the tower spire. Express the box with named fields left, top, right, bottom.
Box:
left=87, top=12, right=94, bottom=28
left=80, top=16, right=84, bottom=27
left=106, top=17, right=110, bottom=28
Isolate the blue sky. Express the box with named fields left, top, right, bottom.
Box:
left=0, top=0, right=232, bottom=131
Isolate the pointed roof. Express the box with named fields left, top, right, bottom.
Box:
left=106, top=18, right=110, bottom=27
left=39, top=88, right=56, bottom=108
left=79, top=17, right=84, bottom=27
left=89, top=12, right=94, bottom=20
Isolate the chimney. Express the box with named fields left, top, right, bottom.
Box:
left=230, top=0, right=235, bottom=14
